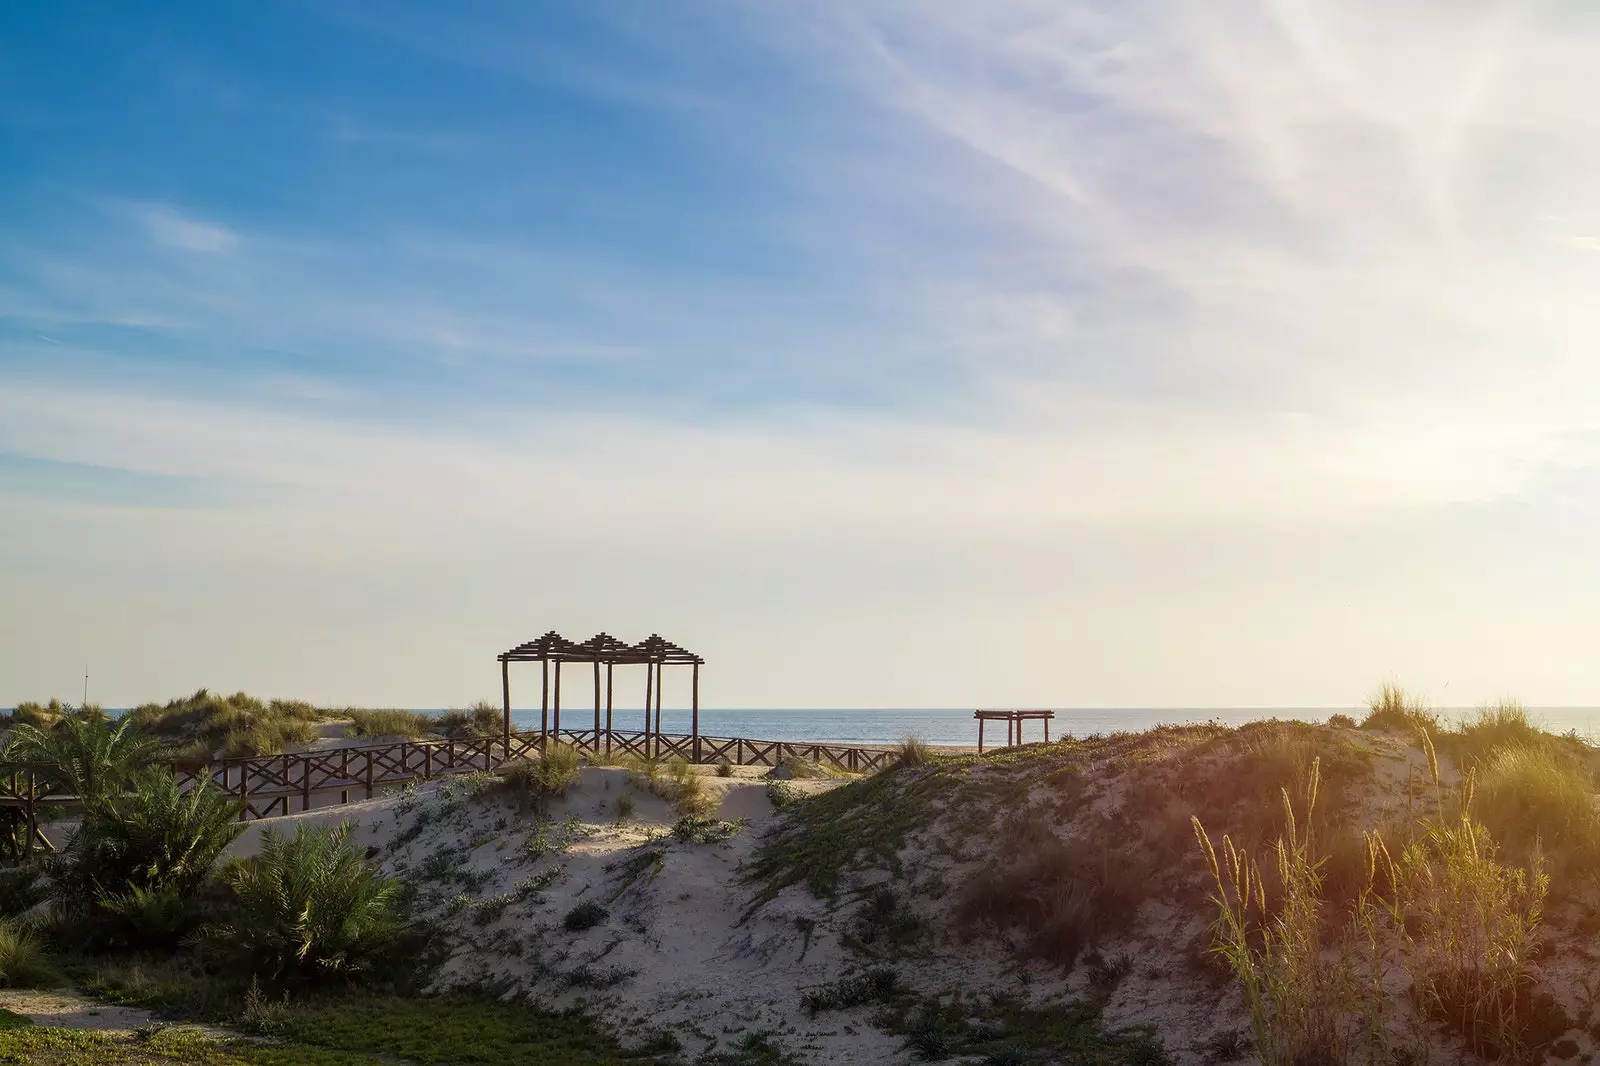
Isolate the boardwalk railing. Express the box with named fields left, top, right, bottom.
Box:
left=0, top=728, right=898, bottom=836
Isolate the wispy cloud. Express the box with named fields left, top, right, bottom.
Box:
left=132, top=204, right=239, bottom=253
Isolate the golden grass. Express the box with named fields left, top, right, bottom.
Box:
left=1359, top=683, right=1438, bottom=733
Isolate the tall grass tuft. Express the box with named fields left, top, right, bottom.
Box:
left=430, top=701, right=502, bottom=739
left=498, top=742, right=582, bottom=807
left=1473, top=743, right=1600, bottom=865
left=1193, top=759, right=1343, bottom=1065
left=346, top=710, right=433, bottom=739
left=1388, top=734, right=1551, bottom=1060
left=125, top=690, right=329, bottom=759
left=1360, top=683, right=1437, bottom=733
left=216, top=821, right=402, bottom=986
left=896, top=736, right=932, bottom=768
left=1450, top=700, right=1552, bottom=767
left=0, top=919, right=53, bottom=988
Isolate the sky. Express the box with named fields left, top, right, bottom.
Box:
left=4, top=1, right=1600, bottom=711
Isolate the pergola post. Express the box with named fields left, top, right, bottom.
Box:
left=501, top=657, right=511, bottom=761
left=978, top=718, right=985, bottom=753
left=592, top=659, right=601, bottom=749
left=644, top=662, right=654, bottom=757
left=541, top=659, right=549, bottom=741
left=605, top=662, right=614, bottom=756
left=691, top=661, right=700, bottom=763
left=553, top=660, right=562, bottom=740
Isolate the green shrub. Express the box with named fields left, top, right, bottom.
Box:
left=498, top=743, right=581, bottom=804
left=563, top=901, right=609, bottom=932
left=0, top=867, right=45, bottom=919
left=53, top=769, right=244, bottom=906
left=1326, top=713, right=1356, bottom=729
left=800, top=967, right=898, bottom=1015
left=6, top=713, right=163, bottom=805
left=216, top=821, right=402, bottom=986
left=124, top=690, right=328, bottom=759
left=431, top=701, right=502, bottom=739
left=6, top=701, right=65, bottom=729
left=766, top=780, right=803, bottom=811
left=98, top=883, right=192, bottom=949
left=346, top=710, right=433, bottom=739
left=670, top=816, right=746, bottom=844
left=0, top=919, right=53, bottom=988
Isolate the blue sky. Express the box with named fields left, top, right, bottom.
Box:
left=5, top=3, right=1600, bottom=709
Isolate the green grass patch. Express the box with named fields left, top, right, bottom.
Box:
left=0, top=1009, right=30, bottom=1030
left=263, top=993, right=647, bottom=1064
left=0, top=1026, right=384, bottom=1065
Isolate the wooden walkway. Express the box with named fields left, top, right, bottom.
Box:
left=0, top=728, right=898, bottom=827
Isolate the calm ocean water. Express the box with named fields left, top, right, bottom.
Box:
left=501, top=706, right=1600, bottom=746
left=43, top=706, right=1600, bottom=747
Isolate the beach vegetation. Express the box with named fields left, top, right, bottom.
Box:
left=345, top=709, right=432, bottom=739
left=53, top=769, right=245, bottom=912
left=6, top=711, right=164, bottom=805
left=1359, top=683, right=1437, bottom=734
left=896, top=735, right=933, bottom=767
left=430, top=701, right=502, bottom=739
left=213, top=822, right=402, bottom=986
left=5, top=699, right=69, bottom=729
left=0, top=919, right=54, bottom=988
left=125, top=690, right=328, bottom=760
left=497, top=742, right=582, bottom=807
left=563, top=900, right=609, bottom=931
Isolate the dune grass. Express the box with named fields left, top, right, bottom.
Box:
left=498, top=743, right=582, bottom=806
left=345, top=710, right=433, bottom=739
left=1359, top=683, right=1438, bottom=734
left=126, top=690, right=329, bottom=760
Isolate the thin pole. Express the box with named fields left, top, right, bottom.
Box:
left=605, top=662, right=614, bottom=756
left=553, top=660, right=562, bottom=739
left=643, top=662, right=653, bottom=754
left=692, top=661, right=700, bottom=763
left=1045, top=715, right=1050, bottom=743
left=541, top=659, right=550, bottom=739
left=501, top=658, right=512, bottom=761
left=653, top=663, right=663, bottom=756
left=978, top=718, right=984, bottom=754
left=593, top=659, right=602, bottom=746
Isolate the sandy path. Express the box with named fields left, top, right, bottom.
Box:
left=0, top=988, right=233, bottom=1038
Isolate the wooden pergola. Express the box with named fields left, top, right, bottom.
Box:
left=498, top=631, right=704, bottom=758
left=975, top=708, right=1054, bottom=752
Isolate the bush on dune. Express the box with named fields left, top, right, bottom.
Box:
left=346, top=709, right=433, bottom=739
left=5, top=712, right=163, bottom=804
left=53, top=769, right=244, bottom=913
left=1474, top=743, right=1600, bottom=866
left=126, top=689, right=327, bottom=760
left=430, top=701, right=503, bottom=739
left=5, top=700, right=68, bottom=730
left=215, top=821, right=402, bottom=986
left=498, top=742, right=582, bottom=805
left=1359, top=683, right=1438, bottom=733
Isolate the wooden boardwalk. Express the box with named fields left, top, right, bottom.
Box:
left=0, top=728, right=897, bottom=828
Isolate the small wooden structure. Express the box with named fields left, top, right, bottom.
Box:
left=497, top=631, right=704, bottom=760
left=975, top=708, right=1054, bottom=752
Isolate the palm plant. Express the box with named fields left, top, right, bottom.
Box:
left=6, top=712, right=163, bottom=806
left=54, top=769, right=244, bottom=905
left=217, top=821, right=402, bottom=985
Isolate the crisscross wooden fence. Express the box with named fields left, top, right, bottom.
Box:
left=0, top=727, right=899, bottom=847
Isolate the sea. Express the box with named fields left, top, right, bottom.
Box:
left=499, top=706, right=1600, bottom=747
left=39, top=706, right=1600, bottom=747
